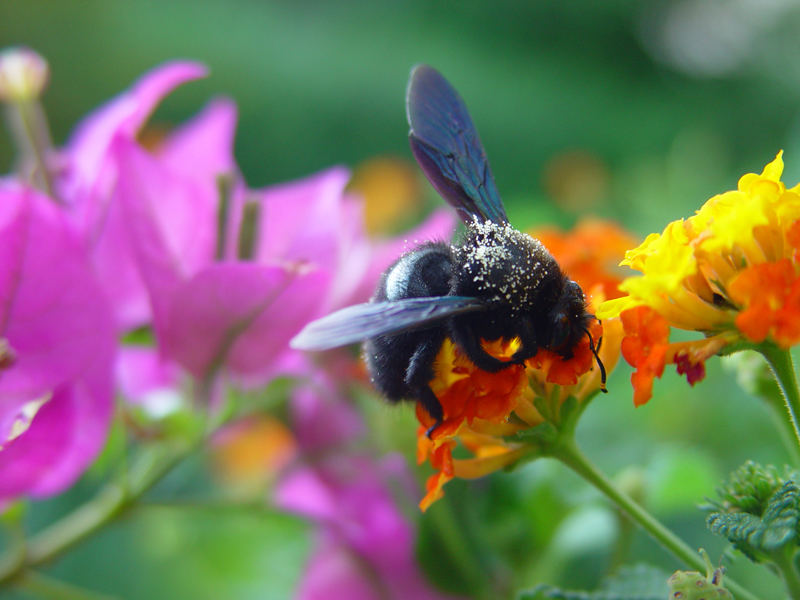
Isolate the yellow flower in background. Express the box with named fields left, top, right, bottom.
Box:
left=599, top=152, right=800, bottom=405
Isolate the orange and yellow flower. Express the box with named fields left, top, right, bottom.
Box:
left=415, top=220, right=631, bottom=510
left=598, top=152, right=800, bottom=405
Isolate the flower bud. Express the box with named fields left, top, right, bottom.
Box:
left=0, top=47, right=49, bottom=102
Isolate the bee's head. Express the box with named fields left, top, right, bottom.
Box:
left=546, top=279, right=607, bottom=391
left=546, top=280, right=589, bottom=353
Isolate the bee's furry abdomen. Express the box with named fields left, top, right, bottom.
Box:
left=365, top=242, right=454, bottom=402
left=379, top=242, right=454, bottom=301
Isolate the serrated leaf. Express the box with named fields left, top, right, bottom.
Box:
left=516, top=564, right=668, bottom=600
left=707, top=481, right=799, bottom=561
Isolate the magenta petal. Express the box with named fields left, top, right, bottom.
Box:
left=63, top=61, right=208, bottom=195
left=158, top=98, right=238, bottom=180
left=255, top=167, right=352, bottom=272
left=162, top=263, right=330, bottom=381
left=0, top=183, right=29, bottom=329
left=297, top=537, right=381, bottom=600
left=97, top=130, right=221, bottom=331
left=299, top=534, right=462, bottom=600
left=322, top=194, right=373, bottom=311
left=279, top=453, right=461, bottom=600
left=115, top=346, right=181, bottom=406
left=116, top=137, right=218, bottom=335
left=0, top=187, right=115, bottom=401
left=85, top=185, right=152, bottom=330
left=291, top=381, right=364, bottom=450
left=0, top=186, right=116, bottom=501
left=274, top=467, right=338, bottom=521
left=298, top=533, right=462, bottom=599
left=57, top=61, right=211, bottom=330
left=10, top=359, right=112, bottom=498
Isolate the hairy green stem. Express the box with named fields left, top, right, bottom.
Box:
left=760, top=382, right=800, bottom=466
left=550, top=437, right=758, bottom=600
left=760, top=344, right=800, bottom=460
left=772, top=546, right=800, bottom=600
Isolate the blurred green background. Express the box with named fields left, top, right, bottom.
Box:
left=3, top=1, right=800, bottom=598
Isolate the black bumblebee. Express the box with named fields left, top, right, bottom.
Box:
left=291, top=65, right=604, bottom=435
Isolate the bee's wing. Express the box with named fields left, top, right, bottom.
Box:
left=406, top=64, right=509, bottom=226
left=290, top=296, right=488, bottom=350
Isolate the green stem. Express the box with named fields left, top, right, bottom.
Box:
left=772, top=546, right=800, bottom=600
left=0, top=441, right=194, bottom=586
left=550, top=437, right=759, bottom=600
left=760, top=382, right=800, bottom=466
left=4, top=100, right=55, bottom=197
left=15, top=571, right=118, bottom=600
left=760, top=344, right=800, bottom=459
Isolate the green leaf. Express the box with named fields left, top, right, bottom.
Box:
left=707, top=481, right=799, bottom=562
left=516, top=564, right=669, bottom=600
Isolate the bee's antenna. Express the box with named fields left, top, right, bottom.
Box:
left=582, top=326, right=607, bottom=392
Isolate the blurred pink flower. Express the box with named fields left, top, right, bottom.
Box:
left=277, top=448, right=455, bottom=600
left=290, top=377, right=364, bottom=452
left=55, top=61, right=236, bottom=331
left=116, top=127, right=454, bottom=385
left=115, top=346, right=183, bottom=418
left=116, top=134, right=331, bottom=384
left=250, top=166, right=455, bottom=313
left=39, top=61, right=455, bottom=394
left=272, top=382, right=458, bottom=600
left=0, top=183, right=115, bottom=501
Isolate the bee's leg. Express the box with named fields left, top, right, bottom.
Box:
left=405, top=335, right=445, bottom=438
left=418, top=386, right=444, bottom=439
left=449, top=324, right=515, bottom=373
left=511, top=317, right=537, bottom=364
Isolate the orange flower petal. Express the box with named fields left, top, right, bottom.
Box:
left=730, top=259, right=800, bottom=347
left=620, top=306, right=670, bottom=406
left=533, top=220, right=637, bottom=301
left=420, top=470, right=453, bottom=512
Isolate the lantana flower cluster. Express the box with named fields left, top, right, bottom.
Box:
left=415, top=221, right=633, bottom=510
left=598, top=152, right=800, bottom=405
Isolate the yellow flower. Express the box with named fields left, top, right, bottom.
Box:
left=598, top=152, right=800, bottom=404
